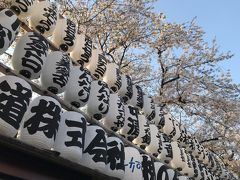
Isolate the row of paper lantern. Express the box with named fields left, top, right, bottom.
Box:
left=0, top=75, right=233, bottom=180
left=0, top=76, right=218, bottom=180
left=0, top=74, right=188, bottom=180
left=0, top=4, right=236, bottom=179
left=0, top=68, right=203, bottom=175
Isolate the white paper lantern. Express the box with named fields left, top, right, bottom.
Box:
left=142, top=95, right=155, bottom=121
left=29, top=1, right=58, bottom=37
left=128, top=85, right=144, bottom=110
left=82, top=124, right=107, bottom=172
left=0, top=75, right=32, bottom=137
left=40, top=51, right=71, bottom=94
left=157, top=133, right=173, bottom=164
left=53, top=111, right=87, bottom=163
left=101, top=93, right=125, bottom=131
left=106, top=136, right=125, bottom=179
left=0, top=9, right=20, bottom=55
left=102, top=63, right=121, bottom=93
left=154, top=162, right=178, bottom=180
left=52, top=18, right=77, bottom=52
left=132, top=114, right=150, bottom=149
left=86, top=48, right=107, bottom=79
left=170, top=142, right=186, bottom=171
left=122, top=147, right=143, bottom=180
left=142, top=154, right=156, bottom=180
left=10, top=0, right=37, bottom=19
left=151, top=105, right=164, bottom=131
left=118, top=74, right=133, bottom=103
left=18, top=96, right=62, bottom=150
left=118, top=104, right=139, bottom=141
left=180, top=152, right=195, bottom=178
left=70, top=34, right=93, bottom=66
left=63, top=66, right=92, bottom=108
left=162, top=113, right=176, bottom=139
left=145, top=124, right=161, bottom=157
left=86, top=80, right=110, bottom=120
left=12, top=32, right=49, bottom=79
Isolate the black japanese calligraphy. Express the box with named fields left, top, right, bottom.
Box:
left=165, top=144, right=173, bottom=159
left=93, top=53, right=107, bottom=79
left=190, top=155, right=199, bottom=178
left=125, top=75, right=133, bottom=101
left=76, top=67, right=91, bottom=106
left=64, top=118, right=86, bottom=148
left=114, top=68, right=122, bottom=92
left=96, top=81, right=109, bottom=115
left=135, top=85, right=143, bottom=109
left=10, top=0, right=35, bottom=16
left=84, top=128, right=107, bottom=164
left=78, top=35, right=92, bottom=65
left=168, top=120, right=176, bottom=138
left=0, top=10, right=20, bottom=54
left=156, top=133, right=163, bottom=154
left=147, top=98, right=156, bottom=121
left=143, top=95, right=156, bottom=121
left=113, top=98, right=125, bottom=130
left=127, top=106, right=139, bottom=139
left=24, top=98, right=61, bottom=140
left=19, top=33, right=49, bottom=79
left=156, top=165, right=178, bottom=180
left=35, top=3, right=58, bottom=35
left=107, top=139, right=125, bottom=171
left=142, top=125, right=151, bottom=145
left=0, top=79, right=32, bottom=130
left=142, top=155, right=156, bottom=180
left=155, top=107, right=165, bottom=129
left=60, top=19, right=76, bottom=52
left=159, top=116, right=165, bottom=129
left=52, top=53, right=70, bottom=90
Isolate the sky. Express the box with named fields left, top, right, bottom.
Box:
left=154, top=0, right=240, bottom=83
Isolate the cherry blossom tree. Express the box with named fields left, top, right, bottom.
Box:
left=152, top=19, right=240, bottom=175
